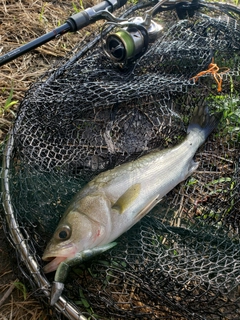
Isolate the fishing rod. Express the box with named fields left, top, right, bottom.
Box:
left=0, top=0, right=204, bottom=67
left=0, top=0, right=127, bottom=67
left=1, top=0, right=240, bottom=67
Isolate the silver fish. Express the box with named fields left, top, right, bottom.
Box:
left=43, top=105, right=219, bottom=274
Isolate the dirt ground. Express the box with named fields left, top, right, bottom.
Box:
left=0, top=0, right=96, bottom=319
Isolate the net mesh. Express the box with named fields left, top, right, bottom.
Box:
left=1, top=1, right=240, bottom=319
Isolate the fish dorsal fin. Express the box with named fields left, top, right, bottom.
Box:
left=135, top=195, right=162, bottom=222
left=112, top=183, right=141, bottom=214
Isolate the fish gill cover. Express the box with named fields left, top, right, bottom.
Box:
left=1, top=1, right=240, bottom=319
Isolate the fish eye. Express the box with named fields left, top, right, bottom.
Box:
left=56, top=225, right=71, bottom=241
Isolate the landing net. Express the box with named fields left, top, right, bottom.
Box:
left=1, top=1, right=240, bottom=319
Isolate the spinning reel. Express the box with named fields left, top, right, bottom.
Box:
left=104, top=22, right=151, bottom=64
left=101, top=5, right=164, bottom=64
left=0, top=0, right=201, bottom=67
left=101, top=0, right=201, bottom=64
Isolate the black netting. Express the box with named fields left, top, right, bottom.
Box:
left=1, top=1, right=240, bottom=319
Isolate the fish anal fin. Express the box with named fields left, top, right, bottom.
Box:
left=135, top=195, right=162, bottom=222
left=185, top=160, right=199, bottom=179
left=112, top=183, right=141, bottom=214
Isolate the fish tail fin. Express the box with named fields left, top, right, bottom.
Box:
left=187, top=104, right=221, bottom=142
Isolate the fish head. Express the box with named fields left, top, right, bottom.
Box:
left=42, top=193, right=110, bottom=273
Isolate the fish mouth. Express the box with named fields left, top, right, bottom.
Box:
left=43, top=256, right=69, bottom=273
left=42, top=244, right=77, bottom=273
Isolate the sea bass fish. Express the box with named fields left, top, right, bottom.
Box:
left=43, top=105, right=219, bottom=274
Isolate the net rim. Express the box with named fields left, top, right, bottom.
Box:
left=1, top=131, right=89, bottom=320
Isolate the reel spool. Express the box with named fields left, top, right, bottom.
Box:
left=104, top=17, right=163, bottom=64
left=105, top=24, right=149, bottom=63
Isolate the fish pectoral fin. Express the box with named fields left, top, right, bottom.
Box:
left=112, top=183, right=141, bottom=214
left=135, top=195, right=162, bottom=222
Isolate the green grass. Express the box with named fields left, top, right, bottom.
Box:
left=13, top=281, right=28, bottom=300
left=72, top=0, right=85, bottom=13
left=39, top=3, right=46, bottom=22
left=1, top=85, right=18, bottom=117
left=208, top=90, right=240, bottom=141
